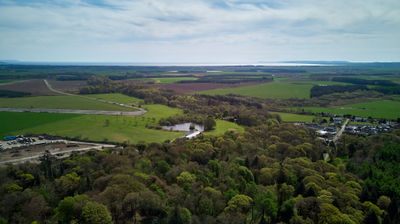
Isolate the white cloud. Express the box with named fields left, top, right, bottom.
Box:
left=0, top=0, right=399, bottom=62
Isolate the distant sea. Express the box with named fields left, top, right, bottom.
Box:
left=0, top=61, right=327, bottom=66
left=6, top=60, right=398, bottom=66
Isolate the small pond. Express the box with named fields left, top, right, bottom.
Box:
left=162, top=123, right=204, bottom=132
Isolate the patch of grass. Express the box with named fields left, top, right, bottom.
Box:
left=0, top=104, right=184, bottom=143
left=269, top=112, right=315, bottom=122
left=0, top=112, right=81, bottom=138
left=298, top=100, right=400, bottom=119
left=84, top=93, right=141, bottom=104
left=129, top=77, right=199, bottom=83
left=391, top=95, right=400, bottom=101
left=0, top=105, right=246, bottom=143
left=349, top=121, right=375, bottom=126
left=205, top=120, right=244, bottom=135
left=0, top=80, right=15, bottom=84
left=0, top=96, right=132, bottom=111
left=141, top=104, right=183, bottom=120
left=198, top=81, right=313, bottom=99
left=152, top=77, right=198, bottom=83
left=295, top=81, right=351, bottom=86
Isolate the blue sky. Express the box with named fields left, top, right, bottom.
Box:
left=0, top=0, right=399, bottom=63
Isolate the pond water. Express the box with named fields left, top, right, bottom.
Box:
left=162, top=123, right=204, bottom=132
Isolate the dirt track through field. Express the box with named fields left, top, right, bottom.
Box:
left=0, top=80, right=147, bottom=116
left=0, top=79, right=59, bottom=96
left=43, top=79, right=147, bottom=115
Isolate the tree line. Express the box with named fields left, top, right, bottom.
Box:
left=1, top=122, right=397, bottom=223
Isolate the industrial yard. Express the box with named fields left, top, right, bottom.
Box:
left=0, top=136, right=116, bottom=166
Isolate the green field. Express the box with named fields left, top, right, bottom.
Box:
left=0, top=112, right=81, bottom=138
left=0, top=104, right=183, bottom=143
left=140, top=104, right=181, bottom=120
left=199, top=81, right=313, bottom=99
left=130, top=77, right=198, bottom=83
left=205, top=120, right=244, bottom=135
left=0, top=104, right=240, bottom=143
left=0, top=96, right=132, bottom=111
left=152, top=77, right=198, bottom=83
left=0, top=80, right=15, bottom=84
left=293, top=81, right=351, bottom=86
left=391, top=95, right=400, bottom=101
left=298, top=100, right=400, bottom=119
left=269, top=112, right=315, bottom=122
left=84, top=93, right=141, bottom=104
left=197, top=80, right=357, bottom=99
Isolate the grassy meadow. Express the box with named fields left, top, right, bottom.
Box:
left=0, top=112, right=81, bottom=138
left=198, top=80, right=357, bottom=99
left=130, top=77, right=198, bottom=83
left=198, top=81, right=313, bottom=99
left=391, top=95, right=400, bottom=101
left=0, top=104, right=241, bottom=143
left=205, top=120, right=244, bottom=135
left=152, top=77, right=198, bottom=83
left=298, top=100, right=400, bottom=119
left=0, top=80, right=16, bottom=84
left=0, top=104, right=183, bottom=143
left=0, top=95, right=132, bottom=111
left=269, top=112, right=315, bottom=122
left=84, top=93, right=141, bottom=104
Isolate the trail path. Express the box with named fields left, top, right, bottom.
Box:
left=0, top=80, right=148, bottom=116
left=333, top=119, right=349, bottom=143
left=44, top=79, right=146, bottom=114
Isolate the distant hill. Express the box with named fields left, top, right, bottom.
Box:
left=0, top=60, right=21, bottom=64
left=281, top=60, right=351, bottom=64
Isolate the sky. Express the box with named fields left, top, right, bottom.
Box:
left=0, top=0, right=399, bottom=63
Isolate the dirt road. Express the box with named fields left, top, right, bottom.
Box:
left=0, top=80, right=147, bottom=116
left=44, top=79, right=147, bottom=115
left=44, top=79, right=147, bottom=114
left=333, top=119, right=349, bottom=143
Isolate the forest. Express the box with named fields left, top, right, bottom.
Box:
left=1, top=65, right=400, bottom=223
left=1, top=75, right=400, bottom=223
left=1, top=118, right=399, bottom=223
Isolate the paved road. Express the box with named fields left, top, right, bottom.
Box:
left=0, top=107, right=146, bottom=116
left=43, top=79, right=147, bottom=115
left=333, top=119, right=349, bottom=143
